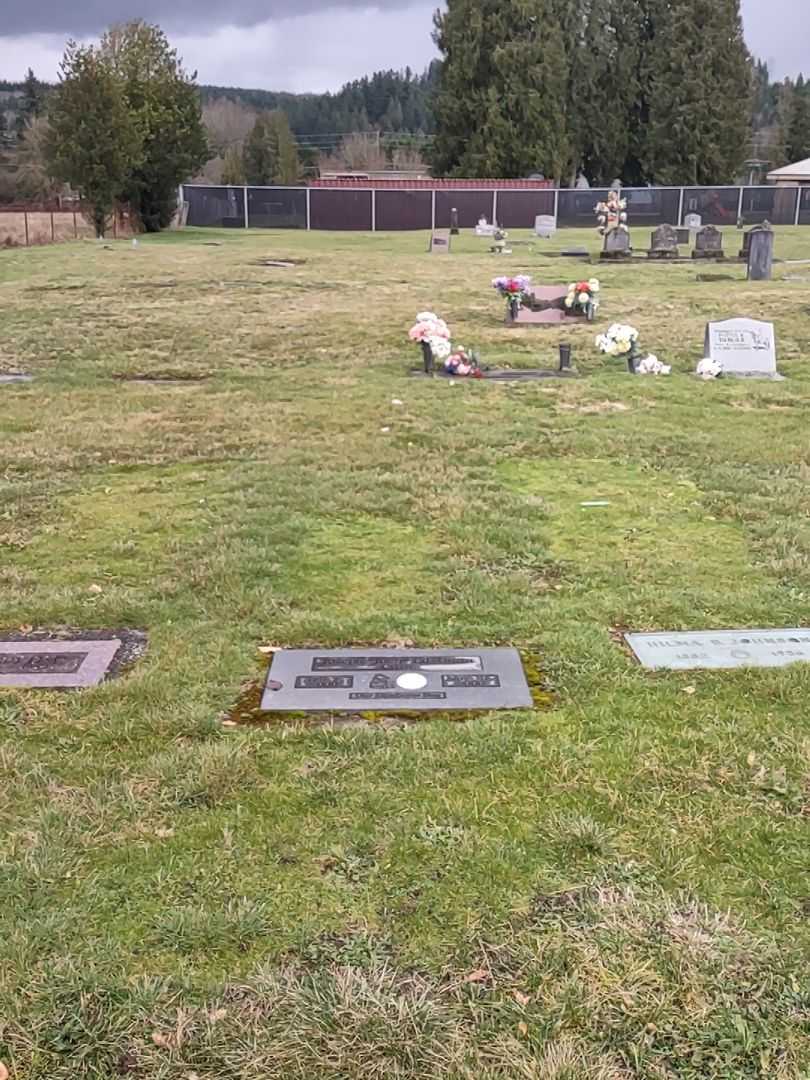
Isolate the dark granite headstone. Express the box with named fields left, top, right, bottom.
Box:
left=747, top=222, right=774, bottom=281
left=676, top=227, right=690, bottom=246
left=647, top=224, right=679, bottom=259
left=508, top=285, right=585, bottom=326
left=600, top=229, right=631, bottom=260
left=692, top=225, right=724, bottom=260
left=450, top=208, right=460, bottom=236
left=260, top=648, right=533, bottom=711
left=738, top=229, right=752, bottom=260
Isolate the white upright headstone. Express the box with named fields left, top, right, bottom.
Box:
left=703, top=317, right=779, bottom=378
left=534, top=214, right=557, bottom=238
left=684, top=213, right=702, bottom=229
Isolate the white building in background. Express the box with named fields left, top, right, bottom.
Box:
left=767, top=158, right=810, bottom=186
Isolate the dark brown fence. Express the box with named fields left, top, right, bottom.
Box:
left=182, top=184, right=809, bottom=232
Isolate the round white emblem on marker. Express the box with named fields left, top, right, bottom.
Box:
left=396, top=672, right=428, bottom=690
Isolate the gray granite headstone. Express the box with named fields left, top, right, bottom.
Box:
left=648, top=224, right=679, bottom=259
left=626, top=628, right=810, bottom=670
left=684, top=213, right=702, bottom=230
left=703, top=317, right=779, bottom=378
left=747, top=222, right=774, bottom=281
left=601, top=229, right=631, bottom=260
left=535, top=214, right=557, bottom=238
left=429, top=230, right=451, bottom=254
left=0, top=638, right=122, bottom=688
left=260, top=648, right=533, bottom=711
left=692, top=225, right=724, bottom=259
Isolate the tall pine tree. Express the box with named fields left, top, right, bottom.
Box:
left=431, top=0, right=569, bottom=179
left=243, top=115, right=274, bottom=184
left=643, top=0, right=751, bottom=184
left=15, top=67, right=45, bottom=137
left=786, top=75, right=810, bottom=163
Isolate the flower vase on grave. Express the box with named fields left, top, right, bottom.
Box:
left=586, top=301, right=596, bottom=323
left=509, top=297, right=520, bottom=323
left=626, top=343, right=641, bottom=374
left=421, top=339, right=434, bottom=375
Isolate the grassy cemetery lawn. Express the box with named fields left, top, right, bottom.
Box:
left=4, top=224, right=810, bottom=1078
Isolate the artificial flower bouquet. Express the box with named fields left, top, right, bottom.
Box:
left=565, top=278, right=600, bottom=320
left=696, top=358, right=723, bottom=379
left=409, top=311, right=452, bottom=372
left=492, top=275, right=531, bottom=306
left=444, top=345, right=483, bottom=378
left=595, top=322, right=669, bottom=374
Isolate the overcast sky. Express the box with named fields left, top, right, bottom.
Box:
left=0, top=0, right=806, bottom=95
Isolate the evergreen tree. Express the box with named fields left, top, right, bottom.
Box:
left=243, top=115, right=274, bottom=184
left=46, top=44, right=139, bottom=236
left=101, top=21, right=209, bottom=231
left=644, top=0, right=751, bottom=184
left=786, top=75, right=810, bottom=163
left=221, top=145, right=245, bottom=185
left=15, top=67, right=45, bottom=137
left=431, top=0, right=569, bottom=179
left=267, top=110, right=300, bottom=184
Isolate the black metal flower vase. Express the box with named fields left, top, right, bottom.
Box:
left=586, top=301, right=595, bottom=323
left=626, top=344, right=640, bottom=374
left=421, top=340, right=434, bottom=376
left=508, top=298, right=520, bottom=324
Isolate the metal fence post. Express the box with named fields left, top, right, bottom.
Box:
left=492, top=190, right=498, bottom=226
left=24, top=211, right=29, bottom=247
left=371, top=189, right=376, bottom=232
left=243, top=186, right=249, bottom=229
left=431, top=189, right=436, bottom=231
left=677, top=187, right=684, bottom=225
left=553, top=188, right=559, bottom=224
left=737, top=187, right=744, bottom=223
left=306, top=188, right=311, bottom=230
left=795, top=187, right=802, bottom=226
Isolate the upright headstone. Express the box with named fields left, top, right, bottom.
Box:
left=684, top=213, right=702, bottom=231
left=601, top=229, right=631, bottom=260
left=535, top=214, right=557, bottom=239
left=647, top=224, right=680, bottom=259
left=747, top=222, right=774, bottom=281
left=738, top=228, right=752, bottom=260
left=703, top=317, right=780, bottom=379
left=450, top=207, right=460, bottom=236
left=429, top=230, right=451, bottom=254
left=692, top=225, right=724, bottom=260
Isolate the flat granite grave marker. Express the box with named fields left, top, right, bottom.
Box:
left=703, top=317, right=780, bottom=378
left=626, top=629, right=810, bottom=671
left=429, top=230, right=451, bottom=254
left=0, top=372, right=34, bottom=383
left=0, top=633, right=144, bottom=689
left=260, top=647, right=533, bottom=711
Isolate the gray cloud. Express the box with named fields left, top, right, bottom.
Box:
left=4, top=0, right=414, bottom=36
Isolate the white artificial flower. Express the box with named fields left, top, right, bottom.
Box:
left=428, top=336, right=451, bottom=360
left=637, top=354, right=671, bottom=375
left=696, top=357, right=722, bottom=380
left=588, top=278, right=600, bottom=292
left=578, top=291, right=590, bottom=304
left=416, top=311, right=439, bottom=323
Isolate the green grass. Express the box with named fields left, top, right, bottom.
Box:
left=2, top=224, right=810, bottom=1078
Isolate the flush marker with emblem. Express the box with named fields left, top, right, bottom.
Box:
left=260, top=648, right=533, bottom=711
left=625, top=628, right=810, bottom=671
